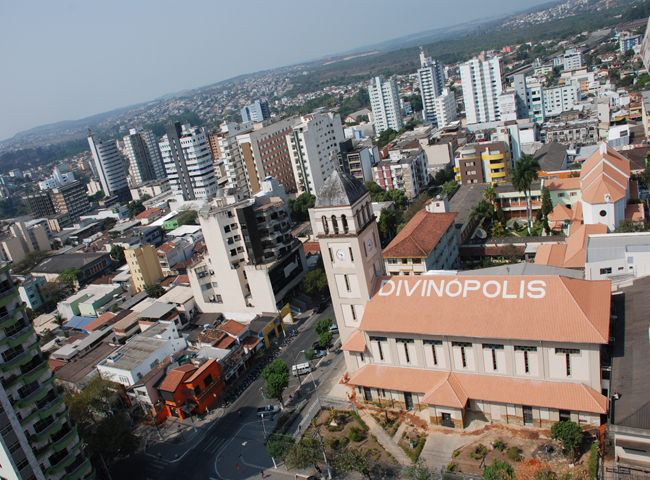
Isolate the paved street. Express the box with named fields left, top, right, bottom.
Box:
left=110, top=304, right=346, bottom=480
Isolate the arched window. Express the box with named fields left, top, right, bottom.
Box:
left=366, top=203, right=372, bottom=221
left=321, top=216, right=329, bottom=235
left=341, top=215, right=349, bottom=234
left=361, top=208, right=367, bottom=225
left=331, top=215, right=339, bottom=234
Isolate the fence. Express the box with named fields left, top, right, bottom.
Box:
left=292, top=396, right=356, bottom=440
left=601, top=466, right=650, bottom=480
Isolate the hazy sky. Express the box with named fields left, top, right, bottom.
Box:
left=0, top=0, right=551, bottom=142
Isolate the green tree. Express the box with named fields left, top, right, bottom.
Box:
left=442, top=181, right=458, bottom=197
left=387, top=189, right=408, bottom=210
left=434, top=168, right=456, bottom=186
left=110, top=245, right=126, bottom=263
left=364, top=181, right=385, bottom=195
left=378, top=208, right=403, bottom=242
left=406, top=95, right=423, bottom=111
left=101, top=217, right=117, bottom=231
left=288, top=193, right=316, bottom=223
left=57, top=268, right=82, bottom=289
left=284, top=438, right=320, bottom=470
left=304, top=349, right=316, bottom=365
left=300, top=268, right=328, bottom=297
left=13, top=250, right=51, bottom=275
left=541, top=187, right=554, bottom=218
left=261, top=359, right=290, bottom=405
left=511, top=154, right=541, bottom=234
left=53, top=312, right=68, bottom=337
left=333, top=448, right=371, bottom=480
left=314, top=317, right=334, bottom=336
left=615, top=218, right=650, bottom=232
left=405, top=460, right=435, bottom=480
left=144, top=284, right=165, bottom=298
left=483, top=185, right=497, bottom=204
left=266, top=434, right=295, bottom=462
left=483, top=458, right=515, bottom=480
left=128, top=200, right=146, bottom=218
left=551, top=420, right=584, bottom=462
left=471, top=201, right=489, bottom=220
left=88, top=190, right=105, bottom=202
left=318, top=331, right=334, bottom=350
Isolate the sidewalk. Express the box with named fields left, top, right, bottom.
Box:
left=419, top=429, right=473, bottom=470
left=358, top=409, right=412, bottom=465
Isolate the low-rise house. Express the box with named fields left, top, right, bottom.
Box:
left=97, top=322, right=186, bottom=387
left=31, top=252, right=112, bottom=284
left=135, top=208, right=166, bottom=225
left=535, top=223, right=608, bottom=270
left=136, top=303, right=182, bottom=328
left=57, top=284, right=123, bottom=319
left=18, top=274, right=49, bottom=311
left=493, top=181, right=542, bottom=220
left=382, top=198, right=458, bottom=275
left=158, top=359, right=224, bottom=419
left=54, top=342, right=120, bottom=392
left=157, top=240, right=194, bottom=275
left=127, top=355, right=174, bottom=415
left=157, top=286, right=197, bottom=323
left=585, top=232, right=650, bottom=282
left=543, top=177, right=582, bottom=207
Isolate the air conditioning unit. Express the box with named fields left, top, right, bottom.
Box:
left=209, top=295, right=215, bottom=301
left=209, top=270, right=214, bottom=275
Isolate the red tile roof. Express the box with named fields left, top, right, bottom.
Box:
left=159, top=364, right=196, bottom=392
left=625, top=203, right=644, bottom=221
left=160, top=275, right=190, bottom=287
left=349, top=365, right=607, bottom=414
left=135, top=208, right=162, bottom=219
left=358, top=275, right=611, bottom=343
left=185, top=359, right=217, bottom=384
left=545, top=177, right=581, bottom=191
left=341, top=330, right=366, bottom=352
left=383, top=211, right=457, bottom=258
left=84, top=312, right=116, bottom=332
left=220, top=320, right=246, bottom=336
left=301, top=242, right=321, bottom=254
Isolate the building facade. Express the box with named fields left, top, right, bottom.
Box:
left=454, top=141, right=511, bottom=184
left=418, top=48, right=446, bottom=125
left=48, top=182, right=91, bottom=222
left=159, top=123, right=219, bottom=201
left=563, top=49, right=584, bottom=71
left=125, top=245, right=165, bottom=293
left=543, top=81, right=580, bottom=118
left=287, top=112, right=344, bottom=195
left=0, top=263, right=92, bottom=479
left=123, top=127, right=166, bottom=186
left=373, top=141, right=428, bottom=199
left=240, top=100, right=270, bottom=123
left=23, top=193, right=55, bottom=219
left=369, top=76, right=403, bottom=134
left=460, top=55, right=505, bottom=124
left=336, top=140, right=378, bottom=184
left=87, top=130, right=130, bottom=201
left=216, top=122, right=254, bottom=192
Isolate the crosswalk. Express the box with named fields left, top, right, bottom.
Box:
left=200, top=435, right=228, bottom=455
left=145, top=458, right=169, bottom=479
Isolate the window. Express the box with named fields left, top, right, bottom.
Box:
left=600, top=267, right=612, bottom=275
left=360, top=352, right=364, bottom=362
left=396, top=338, right=414, bottom=363
left=556, top=348, right=580, bottom=376
left=230, top=249, right=237, bottom=257
left=212, top=282, right=218, bottom=287
left=351, top=305, right=356, bottom=321
left=369, top=336, right=387, bottom=361
left=557, top=193, right=565, bottom=197
left=628, top=257, right=634, bottom=264
left=599, top=210, right=607, bottom=217
left=329, top=248, right=334, bottom=262
left=349, top=247, right=354, bottom=262
left=424, top=339, right=442, bottom=365
left=452, top=341, right=472, bottom=368
left=331, top=216, right=339, bottom=234
left=216, top=295, right=223, bottom=303
left=341, top=215, right=349, bottom=233
left=224, top=225, right=231, bottom=233
left=483, top=344, right=504, bottom=370
left=344, top=275, right=350, bottom=292
left=7, top=441, right=21, bottom=454
left=193, top=386, right=202, bottom=396
left=515, top=346, right=537, bottom=373
left=149, top=359, right=160, bottom=370
left=321, top=216, right=329, bottom=234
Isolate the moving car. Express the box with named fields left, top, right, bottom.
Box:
left=292, top=362, right=313, bottom=376
left=257, top=405, right=280, bottom=417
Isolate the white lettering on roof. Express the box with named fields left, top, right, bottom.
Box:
left=377, top=279, right=546, bottom=299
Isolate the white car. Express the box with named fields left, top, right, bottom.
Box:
left=329, top=324, right=339, bottom=334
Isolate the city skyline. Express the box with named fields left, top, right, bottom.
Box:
left=1, top=0, right=553, bottom=142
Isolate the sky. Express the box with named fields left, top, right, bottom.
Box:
left=0, top=0, right=552, bottom=142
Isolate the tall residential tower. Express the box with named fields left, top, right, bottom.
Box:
left=87, top=129, right=130, bottom=201
left=123, top=127, right=166, bottom=186
left=369, top=76, right=403, bottom=134
left=460, top=54, right=505, bottom=125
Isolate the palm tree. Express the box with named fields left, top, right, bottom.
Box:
left=53, top=313, right=68, bottom=338
left=470, top=201, right=489, bottom=221
left=510, top=154, right=541, bottom=234
left=483, top=185, right=497, bottom=204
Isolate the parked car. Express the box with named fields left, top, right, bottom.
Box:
left=257, top=405, right=280, bottom=417
left=292, top=362, right=313, bottom=376
left=329, top=324, right=339, bottom=334
left=315, top=302, right=328, bottom=314
left=312, top=348, right=327, bottom=359
left=312, top=340, right=322, bottom=350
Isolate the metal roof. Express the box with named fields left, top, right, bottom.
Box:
left=136, top=303, right=176, bottom=320
left=586, top=233, right=650, bottom=263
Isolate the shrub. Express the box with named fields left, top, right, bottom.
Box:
left=446, top=462, right=459, bottom=472
left=390, top=423, right=399, bottom=437
left=453, top=449, right=461, bottom=458
left=470, top=443, right=488, bottom=460
left=326, top=437, right=350, bottom=450
left=349, top=427, right=364, bottom=442
left=535, top=469, right=557, bottom=480
left=589, top=443, right=598, bottom=479
left=327, top=423, right=344, bottom=432
left=513, top=221, right=520, bottom=230
left=401, top=436, right=426, bottom=462
left=350, top=410, right=368, bottom=431
left=494, top=440, right=506, bottom=452
left=484, top=459, right=515, bottom=480
left=507, top=446, right=521, bottom=461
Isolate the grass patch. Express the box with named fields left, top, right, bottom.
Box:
left=350, top=410, right=368, bottom=431
left=400, top=436, right=426, bottom=462
left=589, top=443, right=598, bottom=480
left=389, top=422, right=400, bottom=437
left=507, top=446, right=521, bottom=462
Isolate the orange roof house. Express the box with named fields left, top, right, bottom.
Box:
left=535, top=223, right=608, bottom=269
left=383, top=211, right=457, bottom=259
left=158, top=359, right=224, bottom=419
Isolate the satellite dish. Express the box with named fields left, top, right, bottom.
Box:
left=475, top=228, right=487, bottom=239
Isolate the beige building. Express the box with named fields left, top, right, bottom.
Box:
left=126, top=244, right=164, bottom=293
left=310, top=171, right=608, bottom=430
left=0, top=221, right=51, bottom=263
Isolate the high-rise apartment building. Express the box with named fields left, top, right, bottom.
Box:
left=336, top=140, right=379, bottom=184
left=159, top=123, right=219, bottom=202
left=287, top=112, right=344, bottom=195
left=123, top=127, right=166, bottom=186
left=460, top=54, right=505, bottom=124
left=418, top=47, right=447, bottom=125
left=241, top=100, right=270, bottom=123
left=22, top=193, right=55, bottom=219
left=216, top=122, right=255, bottom=192
left=429, top=90, right=458, bottom=128
left=87, top=129, right=130, bottom=201
left=563, top=49, right=584, bottom=71
left=543, top=81, right=580, bottom=117
left=0, top=263, right=92, bottom=480
left=369, top=76, right=403, bottom=134
left=125, top=244, right=164, bottom=293
left=188, top=179, right=306, bottom=314
left=237, top=117, right=298, bottom=195
left=49, top=181, right=91, bottom=222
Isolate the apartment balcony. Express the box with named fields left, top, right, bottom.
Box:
left=62, top=457, right=91, bottom=480
left=32, top=416, right=64, bottom=443
left=44, top=448, right=78, bottom=477
left=0, top=325, right=34, bottom=348
left=0, top=285, right=17, bottom=303
left=488, top=171, right=506, bottom=179
left=51, top=425, right=78, bottom=453
left=482, top=153, right=506, bottom=161
left=20, top=360, right=49, bottom=385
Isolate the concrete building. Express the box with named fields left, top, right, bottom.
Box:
left=215, top=121, right=254, bottom=192
left=585, top=232, right=650, bottom=281
left=620, top=33, right=642, bottom=53
left=563, top=49, right=584, bottom=71
left=18, top=274, right=49, bottom=311
left=237, top=117, right=298, bottom=195
left=418, top=47, right=448, bottom=125
left=525, top=79, right=545, bottom=123
left=372, top=140, right=429, bottom=199
left=543, top=81, right=581, bottom=117
left=454, top=141, right=511, bottom=185
left=21, top=193, right=55, bottom=220
left=336, top=140, right=379, bottom=184
left=57, top=284, right=123, bottom=319
left=383, top=197, right=459, bottom=275
left=38, top=167, right=75, bottom=190
left=123, top=127, right=166, bottom=186
left=30, top=252, right=112, bottom=284
left=97, top=322, right=187, bottom=387
left=369, top=76, right=403, bottom=134
left=0, top=222, right=51, bottom=264
left=156, top=240, right=194, bottom=276
left=126, top=245, right=164, bottom=293
left=129, top=178, right=171, bottom=201
left=87, top=129, right=130, bottom=201
left=287, top=112, right=344, bottom=195
left=0, top=262, right=92, bottom=480
left=241, top=99, right=270, bottom=123
left=429, top=90, right=458, bottom=128
left=159, top=123, right=219, bottom=201
left=188, top=180, right=306, bottom=315
left=48, top=181, right=91, bottom=222
left=460, top=54, right=505, bottom=124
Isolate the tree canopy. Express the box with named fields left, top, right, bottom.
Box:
left=110, top=245, right=126, bottom=263
left=127, top=199, right=146, bottom=218
left=57, top=267, right=82, bottom=289
left=288, top=193, right=316, bottom=223
left=144, top=284, right=165, bottom=298
left=511, top=154, right=541, bottom=233
left=551, top=420, right=584, bottom=461
left=261, top=359, right=290, bottom=405
left=483, top=458, right=515, bottom=480
left=13, top=250, right=50, bottom=275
